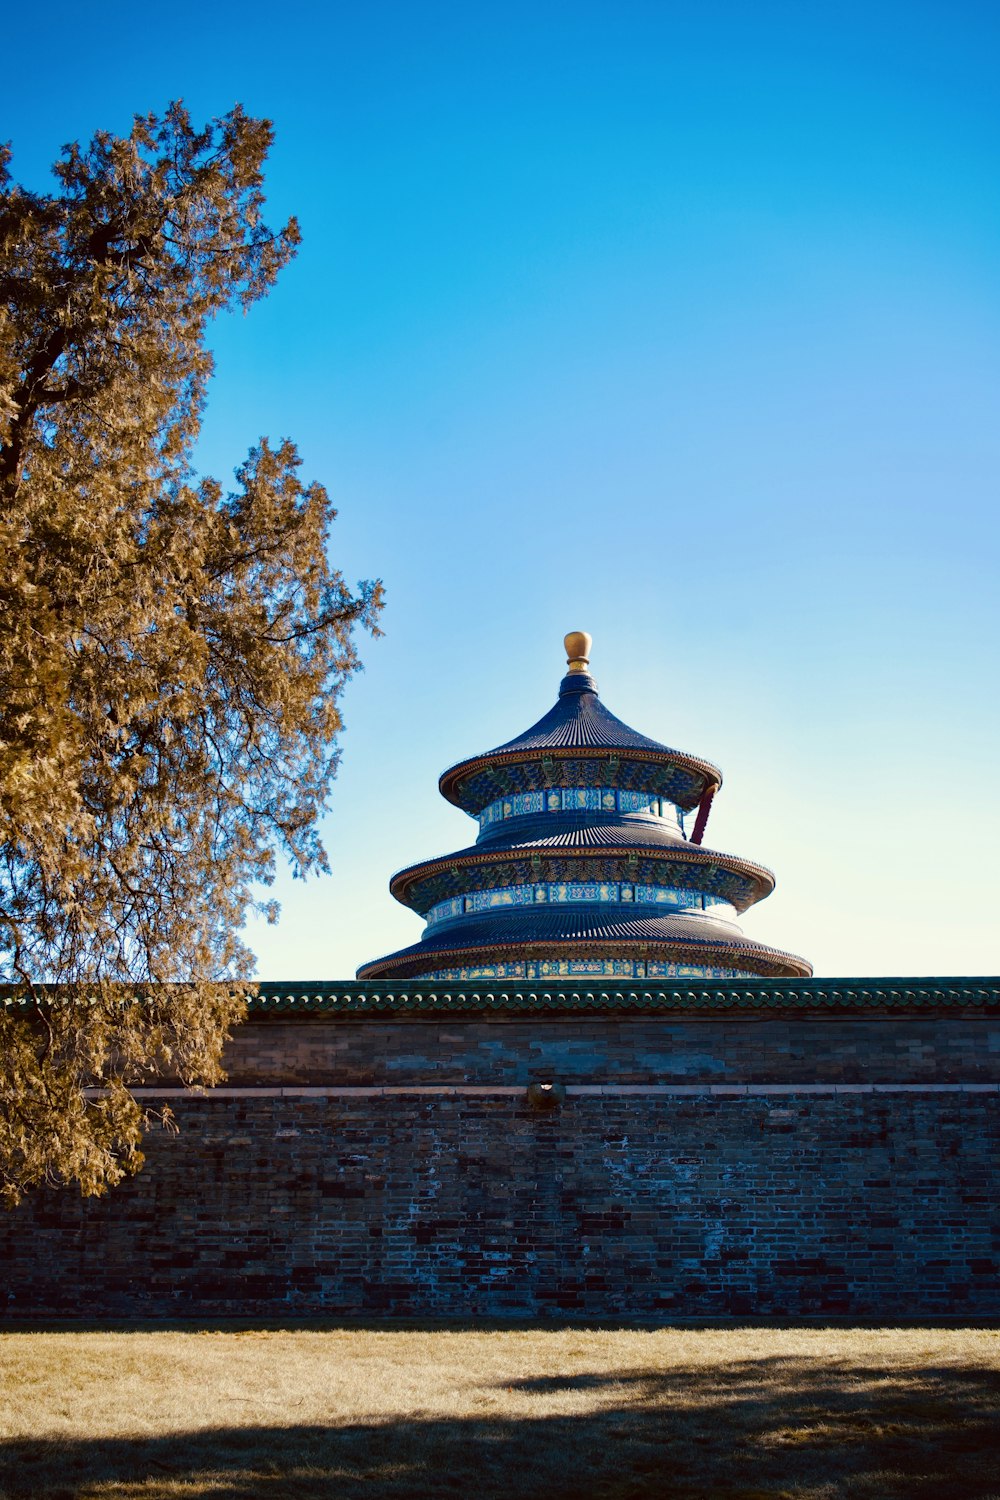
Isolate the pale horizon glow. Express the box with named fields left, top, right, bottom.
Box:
left=5, top=1, right=998, bottom=980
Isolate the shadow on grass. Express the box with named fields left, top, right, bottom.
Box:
left=2, top=1357, right=999, bottom=1500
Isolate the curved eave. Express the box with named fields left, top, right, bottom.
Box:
left=439, top=745, right=722, bottom=814
left=358, top=934, right=812, bottom=982
left=389, top=841, right=776, bottom=916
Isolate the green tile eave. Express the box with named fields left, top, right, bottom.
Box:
left=244, top=977, right=1000, bottom=1015
left=2, top=978, right=997, bottom=1016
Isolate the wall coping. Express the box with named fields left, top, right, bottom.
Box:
left=4, top=977, right=997, bottom=1018
left=246, top=977, right=1000, bottom=1016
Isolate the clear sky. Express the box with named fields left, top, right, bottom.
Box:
left=6, top=1, right=998, bottom=978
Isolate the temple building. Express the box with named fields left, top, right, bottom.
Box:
left=359, top=632, right=811, bottom=983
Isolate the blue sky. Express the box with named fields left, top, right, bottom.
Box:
left=6, top=1, right=999, bottom=977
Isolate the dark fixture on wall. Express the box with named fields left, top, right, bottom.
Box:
left=526, top=1080, right=566, bottom=1110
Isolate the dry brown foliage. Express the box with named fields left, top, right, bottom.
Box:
left=0, top=105, right=383, bottom=1202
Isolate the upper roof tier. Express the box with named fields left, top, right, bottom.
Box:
left=440, top=633, right=722, bottom=815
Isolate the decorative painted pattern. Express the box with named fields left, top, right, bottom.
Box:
left=478, top=787, right=685, bottom=832
left=426, top=882, right=736, bottom=928
left=393, top=849, right=771, bottom=919
left=456, top=756, right=708, bottom=818
left=411, top=959, right=759, bottom=981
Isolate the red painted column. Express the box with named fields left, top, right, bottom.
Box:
left=690, top=785, right=716, bottom=845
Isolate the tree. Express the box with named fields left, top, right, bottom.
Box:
left=0, top=104, right=383, bottom=1203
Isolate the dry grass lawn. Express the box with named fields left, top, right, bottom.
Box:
left=0, top=1326, right=998, bottom=1498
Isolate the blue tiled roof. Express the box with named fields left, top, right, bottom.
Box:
left=492, top=673, right=676, bottom=753
left=390, top=907, right=747, bottom=951
left=357, top=907, right=807, bottom=981
left=439, top=674, right=722, bottom=813
left=476, top=814, right=690, bottom=851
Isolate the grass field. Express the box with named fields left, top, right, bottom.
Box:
left=0, top=1326, right=997, bottom=1499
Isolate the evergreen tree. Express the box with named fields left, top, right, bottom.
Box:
left=0, top=104, right=383, bottom=1202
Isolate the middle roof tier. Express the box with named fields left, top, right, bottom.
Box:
left=389, top=820, right=776, bottom=917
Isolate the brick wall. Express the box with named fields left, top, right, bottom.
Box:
left=2, top=1005, right=998, bottom=1320
left=224, top=1009, right=1000, bottom=1086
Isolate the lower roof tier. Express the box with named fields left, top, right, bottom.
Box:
left=357, top=907, right=812, bottom=981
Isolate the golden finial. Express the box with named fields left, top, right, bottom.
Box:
left=564, top=631, right=592, bottom=674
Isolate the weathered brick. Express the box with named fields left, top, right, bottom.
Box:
left=1, top=1009, right=998, bottom=1319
